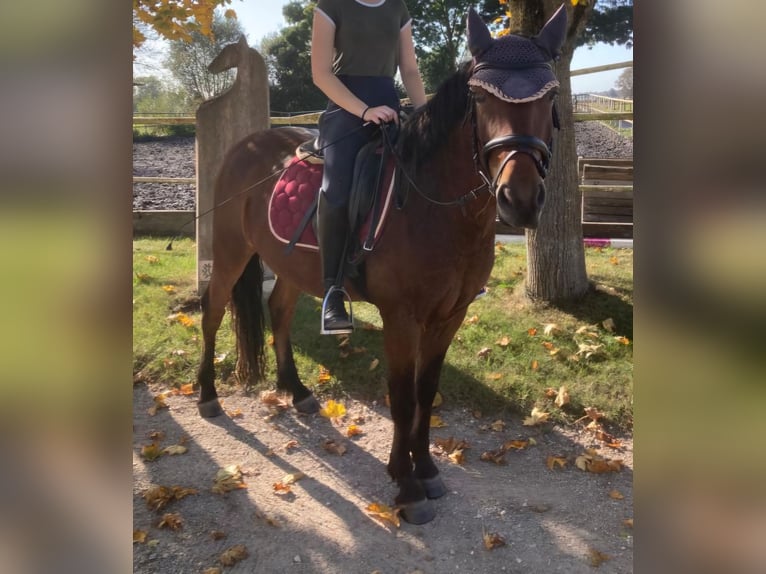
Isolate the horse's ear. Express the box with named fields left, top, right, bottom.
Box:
left=466, top=8, right=493, bottom=58
left=533, top=3, right=567, bottom=60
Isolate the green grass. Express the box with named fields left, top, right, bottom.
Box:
left=133, top=238, right=633, bottom=430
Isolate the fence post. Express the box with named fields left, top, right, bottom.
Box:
left=195, top=36, right=270, bottom=294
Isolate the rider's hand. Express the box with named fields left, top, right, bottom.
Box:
left=361, top=105, right=398, bottom=125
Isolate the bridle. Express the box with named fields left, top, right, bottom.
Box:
left=469, top=88, right=559, bottom=196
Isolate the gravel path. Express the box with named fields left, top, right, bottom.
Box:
left=132, top=123, right=633, bottom=211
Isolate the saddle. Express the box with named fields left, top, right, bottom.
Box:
left=268, top=124, right=399, bottom=267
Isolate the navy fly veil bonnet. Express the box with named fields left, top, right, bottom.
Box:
left=466, top=4, right=567, bottom=103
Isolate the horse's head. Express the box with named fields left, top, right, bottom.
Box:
left=208, top=35, right=249, bottom=74
left=466, top=5, right=566, bottom=229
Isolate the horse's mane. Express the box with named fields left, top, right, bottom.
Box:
left=398, top=60, right=473, bottom=169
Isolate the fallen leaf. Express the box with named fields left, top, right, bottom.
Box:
left=162, top=445, right=187, bottom=456
left=147, top=430, right=165, bottom=442
left=531, top=359, right=539, bottom=371
left=157, top=512, right=183, bottom=530
left=433, top=436, right=470, bottom=454
left=609, top=255, right=619, bottom=265
left=369, top=358, right=380, bottom=371
left=527, top=327, right=538, bottom=336
left=432, top=392, right=443, bottom=408
left=282, top=472, right=305, bottom=485
left=178, top=382, right=194, bottom=396
left=483, top=530, right=506, bottom=550
left=527, top=437, right=537, bottom=446
left=135, top=272, right=150, bottom=282
left=486, top=372, right=503, bottom=381
left=366, top=502, right=401, bottom=528
left=212, top=465, right=247, bottom=494
left=623, top=518, right=633, bottom=528
left=608, top=489, right=624, bottom=500
left=346, top=425, right=363, bottom=437
left=226, top=408, right=243, bottom=418
left=448, top=449, right=465, bottom=465
left=477, top=347, right=492, bottom=359
left=321, top=439, right=347, bottom=456
left=283, top=440, right=299, bottom=452
left=145, top=255, right=159, bottom=264
left=575, top=451, right=623, bottom=474
left=161, top=285, right=176, bottom=293
left=140, top=444, right=163, bottom=461
left=496, top=336, right=511, bottom=348
left=319, top=400, right=347, bottom=420
left=429, top=415, right=447, bottom=428
left=219, top=545, right=248, bottom=567
left=554, top=386, right=570, bottom=408
left=583, top=406, right=605, bottom=421
left=147, top=393, right=168, bottom=416
left=503, top=439, right=529, bottom=450
left=260, top=390, right=290, bottom=409
left=615, top=336, right=631, bottom=345
left=146, top=539, right=159, bottom=547
left=490, top=419, right=506, bottom=432
left=480, top=449, right=507, bottom=465
left=210, top=530, right=226, bottom=540
left=464, top=315, right=479, bottom=325
left=133, top=529, right=148, bottom=544
left=542, top=341, right=555, bottom=350
left=317, top=365, right=332, bottom=384
left=202, top=568, right=222, bottom=574
left=576, top=342, right=604, bottom=359
left=587, top=547, right=610, bottom=567
left=602, top=317, right=616, bottom=332
left=272, top=482, right=292, bottom=494
left=523, top=407, right=550, bottom=426
left=543, top=323, right=561, bottom=336
left=546, top=456, right=568, bottom=470
left=544, top=388, right=558, bottom=398
left=167, top=312, right=195, bottom=327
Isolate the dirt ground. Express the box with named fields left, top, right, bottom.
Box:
left=133, top=380, right=633, bottom=573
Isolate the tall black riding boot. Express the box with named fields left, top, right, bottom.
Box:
left=317, top=191, right=353, bottom=335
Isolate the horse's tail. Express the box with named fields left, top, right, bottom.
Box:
left=231, top=254, right=266, bottom=389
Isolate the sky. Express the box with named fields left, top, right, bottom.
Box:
left=134, top=2, right=632, bottom=95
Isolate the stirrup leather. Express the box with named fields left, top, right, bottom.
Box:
left=320, top=286, right=354, bottom=335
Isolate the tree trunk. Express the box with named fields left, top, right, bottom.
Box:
left=510, top=0, right=593, bottom=302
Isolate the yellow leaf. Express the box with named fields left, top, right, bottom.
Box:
left=161, top=285, right=176, bottom=293
left=282, top=472, right=305, bottom=485
left=319, top=400, right=346, bottom=419
left=583, top=406, right=604, bottom=421
left=486, top=372, right=503, bottom=381
left=162, top=445, right=187, bottom=455
left=523, top=407, right=550, bottom=426
left=133, top=529, right=148, bottom=544
left=542, top=341, right=555, bottom=350
left=531, top=359, right=539, bottom=371
left=141, top=443, right=163, bottom=461
left=483, top=530, right=506, bottom=550
left=496, top=336, right=511, bottom=348
left=369, top=358, right=380, bottom=371
left=554, top=386, right=570, bottom=408
left=432, top=391, right=443, bottom=408
left=366, top=502, right=401, bottom=528
left=527, top=327, right=537, bottom=336
left=226, top=408, right=243, bottom=418
left=272, top=482, right=292, bottom=494
left=157, top=512, right=183, bottom=530
left=317, top=365, right=332, bottom=384
left=546, top=455, right=567, bottom=470
left=503, top=439, right=529, bottom=450
left=283, top=440, right=299, bottom=451
left=575, top=455, right=590, bottom=471
left=219, top=545, right=249, bottom=567
left=610, top=256, right=619, bottom=265
left=429, top=415, right=447, bottom=428
left=490, top=419, right=505, bottom=432
left=615, top=336, right=631, bottom=345
left=147, top=393, right=168, bottom=416
left=346, top=424, right=363, bottom=437
left=464, top=314, right=479, bottom=325
left=179, top=382, right=194, bottom=396
left=608, top=489, right=624, bottom=500
left=145, top=255, right=159, bottom=264
left=433, top=436, right=470, bottom=454
left=448, top=449, right=465, bottom=465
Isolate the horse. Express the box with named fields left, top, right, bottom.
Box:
left=195, top=6, right=566, bottom=524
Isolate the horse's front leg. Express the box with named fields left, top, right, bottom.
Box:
left=197, top=283, right=227, bottom=418
left=267, top=277, right=318, bottom=413
left=382, top=317, right=433, bottom=524
left=411, top=315, right=467, bottom=498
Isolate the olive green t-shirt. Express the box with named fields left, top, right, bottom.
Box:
left=315, top=0, right=411, bottom=77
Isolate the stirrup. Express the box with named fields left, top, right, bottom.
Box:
left=320, top=286, right=354, bottom=335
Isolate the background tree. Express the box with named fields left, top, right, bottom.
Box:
left=133, top=0, right=239, bottom=52
left=615, top=66, right=632, bottom=98
left=165, top=12, right=246, bottom=103
left=260, top=1, right=326, bottom=114
left=133, top=76, right=193, bottom=114
left=478, top=0, right=632, bottom=302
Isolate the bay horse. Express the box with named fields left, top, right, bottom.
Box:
left=196, top=7, right=566, bottom=523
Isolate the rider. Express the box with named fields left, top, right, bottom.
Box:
left=311, top=0, right=427, bottom=335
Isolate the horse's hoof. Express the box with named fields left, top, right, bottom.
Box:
left=198, top=398, right=224, bottom=418
left=293, top=394, right=320, bottom=414
left=400, top=499, right=436, bottom=525
left=419, top=475, right=447, bottom=499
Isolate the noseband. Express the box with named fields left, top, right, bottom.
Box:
left=470, top=93, right=559, bottom=195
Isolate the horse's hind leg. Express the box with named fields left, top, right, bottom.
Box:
left=267, top=277, right=319, bottom=413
